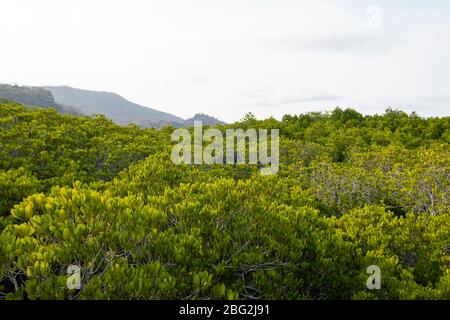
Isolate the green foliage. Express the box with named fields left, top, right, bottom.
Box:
left=0, top=168, right=42, bottom=217
left=0, top=102, right=169, bottom=215
left=0, top=101, right=449, bottom=300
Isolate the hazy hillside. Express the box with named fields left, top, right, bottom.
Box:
left=1, top=84, right=226, bottom=128
left=139, top=113, right=226, bottom=128
left=0, top=84, right=81, bottom=115
left=184, top=113, right=226, bottom=126
left=44, top=86, right=183, bottom=124
left=138, top=119, right=185, bottom=129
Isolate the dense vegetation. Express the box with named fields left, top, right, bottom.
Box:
left=0, top=100, right=449, bottom=300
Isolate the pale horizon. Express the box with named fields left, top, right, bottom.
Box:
left=1, top=0, right=449, bottom=122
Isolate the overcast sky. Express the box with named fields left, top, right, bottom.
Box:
left=1, top=0, right=449, bottom=122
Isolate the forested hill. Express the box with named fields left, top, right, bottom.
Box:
left=0, top=101, right=449, bottom=300
left=0, top=84, right=54, bottom=107
left=0, top=84, right=81, bottom=115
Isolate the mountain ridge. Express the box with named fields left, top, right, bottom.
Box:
left=44, top=85, right=184, bottom=124
left=0, top=84, right=226, bottom=127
